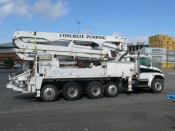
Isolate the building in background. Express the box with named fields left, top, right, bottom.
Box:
left=127, top=35, right=175, bottom=70
left=140, top=47, right=167, bottom=69
left=149, top=35, right=175, bottom=51
left=149, top=35, right=175, bottom=70
left=128, top=42, right=148, bottom=54
left=0, top=42, right=23, bottom=68
left=141, top=47, right=167, bottom=61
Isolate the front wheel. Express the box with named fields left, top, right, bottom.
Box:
left=151, top=79, right=164, bottom=93
left=41, top=84, right=59, bottom=102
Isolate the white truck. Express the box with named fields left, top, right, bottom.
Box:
left=7, top=31, right=165, bottom=102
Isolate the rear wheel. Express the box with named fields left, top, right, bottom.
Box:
left=151, top=79, right=164, bottom=93
left=104, top=82, right=118, bottom=97
left=86, top=81, right=104, bottom=99
left=62, top=82, right=81, bottom=100
left=41, top=84, right=59, bottom=102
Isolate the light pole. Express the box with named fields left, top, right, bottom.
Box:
left=76, top=21, right=80, bottom=34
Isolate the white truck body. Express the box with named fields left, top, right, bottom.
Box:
left=7, top=31, right=165, bottom=101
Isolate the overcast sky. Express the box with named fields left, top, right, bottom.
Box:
left=0, top=0, right=175, bottom=43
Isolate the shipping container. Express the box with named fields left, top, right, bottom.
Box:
left=167, top=46, right=173, bottom=51
left=151, top=55, right=163, bottom=62
left=161, top=62, right=175, bottom=70
left=168, top=56, right=175, bottom=62
left=168, top=51, right=175, bottom=55
left=170, top=37, right=174, bottom=41
left=142, top=47, right=167, bottom=54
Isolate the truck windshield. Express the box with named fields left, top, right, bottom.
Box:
left=139, top=57, right=151, bottom=67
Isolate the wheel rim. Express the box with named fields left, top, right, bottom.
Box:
left=155, top=82, right=162, bottom=91
left=67, top=87, right=79, bottom=98
left=108, top=85, right=117, bottom=96
left=91, top=86, right=101, bottom=96
left=43, top=88, right=56, bottom=100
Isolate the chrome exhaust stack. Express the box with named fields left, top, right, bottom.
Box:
left=135, top=52, right=140, bottom=79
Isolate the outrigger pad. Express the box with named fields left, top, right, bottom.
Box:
left=167, top=94, right=175, bottom=101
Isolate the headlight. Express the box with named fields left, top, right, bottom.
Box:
left=19, top=81, right=26, bottom=88
left=13, top=80, right=26, bottom=88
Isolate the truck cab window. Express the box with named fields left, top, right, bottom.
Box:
left=139, top=58, right=151, bottom=67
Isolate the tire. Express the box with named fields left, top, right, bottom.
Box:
left=151, top=79, right=164, bottom=93
left=41, top=84, right=59, bottom=102
left=104, top=82, right=118, bottom=97
left=86, top=81, right=104, bottom=99
left=62, top=82, right=81, bottom=100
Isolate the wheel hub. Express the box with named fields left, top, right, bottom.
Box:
left=67, top=87, right=78, bottom=98
left=155, top=82, right=162, bottom=91
left=91, top=86, right=101, bottom=96
left=108, top=85, right=117, bottom=95
left=43, top=88, right=56, bottom=100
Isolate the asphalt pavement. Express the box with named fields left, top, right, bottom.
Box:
left=0, top=69, right=175, bottom=131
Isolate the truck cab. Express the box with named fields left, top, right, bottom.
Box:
left=123, top=55, right=165, bottom=93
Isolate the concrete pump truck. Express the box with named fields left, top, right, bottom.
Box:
left=7, top=31, right=165, bottom=101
